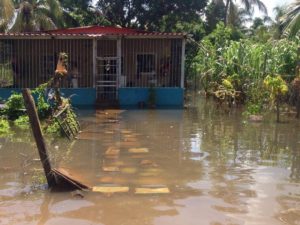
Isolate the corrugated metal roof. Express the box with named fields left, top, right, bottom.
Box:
left=0, top=26, right=186, bottom=38
left=46, top=26, right=146, bottom=34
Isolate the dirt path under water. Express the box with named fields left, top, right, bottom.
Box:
left=0, top=98, right=300, bottom=225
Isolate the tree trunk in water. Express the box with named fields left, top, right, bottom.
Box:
left=296, top=94, right=300, bottom=118
left=22, top=89, right=56, bottom=187
left=53, top=77, right=62, bottom=106
left=296, top=47, right=300, bottom=118
left=276, top=96, right=280, bottom=123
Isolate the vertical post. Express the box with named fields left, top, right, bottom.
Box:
left=117, top=38, right=122, bottom=89
left=276, top=96, right=280, bottom=123
left=92, top=38, right=97, bottom=88
left=22, top=89, right=56, bottom=187
left=296, top=47, right=300, bottom=118
left=180, top=38, right=186, bottom=88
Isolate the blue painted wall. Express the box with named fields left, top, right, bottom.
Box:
left=60, top=88, right=96, bottom=106
left=118, top=87, right=184, bottom=108
left=0, top=88, right=96, bottom=107
left=0, top=88, right=21, bottom=100
left=0, top=87, right=183, bottom=108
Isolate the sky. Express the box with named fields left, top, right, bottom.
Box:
left=91, top=0, right=294, bottom=20
left=249, top=0, right=293, bottom=19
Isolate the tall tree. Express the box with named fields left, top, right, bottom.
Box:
left=96, top=0, right=136, bottom=28
left=142, top=0, right=208, bottom=31
left=271, top=5, right=286, bottom=39
left=1, top=0, right=65, bottom=32
left=0, top=0, right=15, bottom=32
left=226, top=4, right=252, bottom=28
left=251, top=16, right=272, bottom=30
left=249, top=17, right=273, bottom=43
left=224, top=0, right=268, bottom=26
left=281, top=0, right=300, bottom=37
left=95, top=0, right=208, bottom=31
left=59, top=0, right=104, bottom=26
left=205, top=0, right=226, bottom=33
left=274, top=5, right=286, bottom=23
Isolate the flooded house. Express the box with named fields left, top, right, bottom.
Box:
left=0, top=26, right=186, bottom=108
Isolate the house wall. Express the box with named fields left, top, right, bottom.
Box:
left=97, top=39, right=117, bottom=57
left=121, top=38, right=182, bottom=88
left=118, top=38, right=184, bottom=108
left=118, top=87, right=184, bottom=108
left=0, top=37, right=185, bottom=108
left=0, top=39, right=93, bottom=88
left=0, top=88, right=96, bottom=107
left=0, top=38, right=182, bottom=89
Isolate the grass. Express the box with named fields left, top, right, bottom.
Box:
left=0, top=63, right=14, bottom=87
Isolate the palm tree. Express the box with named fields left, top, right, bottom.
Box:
left=0, top=0, right=15, bottom=32
left=226, top=4, right=252, bottom=28
left=281, top=0, right=300, bottom=37
left=271, top=5, right=287, bottom=39
left=224, top=0, right=268, bottom=26
left=1, top=0, right=65, bottom=32
left=274, top=6, right=286, bottom=23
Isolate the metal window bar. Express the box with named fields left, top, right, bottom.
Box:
left=120, top=38, right=182, bottom=88
left=95, top=39, right=118, bottom=101
left=0, top=37, right=183, bottom=91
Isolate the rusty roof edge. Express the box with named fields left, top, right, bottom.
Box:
left=43, top=25, right=148, bottom=34
left=0, top=33, right=187, bottom=39
left=0, top=32, right=187, bottom=39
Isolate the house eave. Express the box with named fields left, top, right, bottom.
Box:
left=0, top=33, right=186, bottom=40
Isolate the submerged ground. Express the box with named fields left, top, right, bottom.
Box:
left=0, top=96, right=300, bottom=225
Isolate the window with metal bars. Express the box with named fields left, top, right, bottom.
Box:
left=137, top=54, right=156, bottom=74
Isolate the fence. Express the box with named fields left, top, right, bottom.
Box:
left=0, top=37, right=183, bottom=90
left=0, top=39, right=93, bottom=88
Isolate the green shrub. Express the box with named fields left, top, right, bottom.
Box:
left=32, top=83, right=51, bottom=119
left=45, top=120, right=61, bottom=134
left=3, top=92, right=25, bottom=120
left=14, top=115, right=29, bottom=129
left=0, top=118, right=10, bottom=134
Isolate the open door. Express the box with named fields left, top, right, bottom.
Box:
left=96, top=56, right=119, bottom=101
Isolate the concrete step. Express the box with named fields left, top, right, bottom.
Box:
left=95, top=99, right=119, bottom=109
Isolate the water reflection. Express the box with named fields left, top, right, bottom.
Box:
left=0, top=97, right=300, bottom=225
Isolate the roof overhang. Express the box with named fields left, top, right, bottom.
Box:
left=0, top=33, right=187, bottom=40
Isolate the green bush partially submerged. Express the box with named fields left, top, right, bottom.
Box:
left=0, top=118, right=10, bottom=134
left=3, top=93, right=24, bottom=120
left=14, top=115, right=29, bottom=129
left=191, top=22, right=299, bottom=120
left=45, top=120, right=61, bottom=134
left=0, top=83, right=62, bottom=136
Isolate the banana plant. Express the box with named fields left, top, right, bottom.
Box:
left=264, top=75, right=288, bottom=122
left=291, top=76, right=300, bottom=118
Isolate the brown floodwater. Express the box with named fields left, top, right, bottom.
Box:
left=1, top=97, right=300, bottom=225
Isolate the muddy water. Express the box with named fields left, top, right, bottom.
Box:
left=1, top=98, right=300, bottom=225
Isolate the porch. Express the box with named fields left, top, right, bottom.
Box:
left=0, top=26, right=186, bottom=108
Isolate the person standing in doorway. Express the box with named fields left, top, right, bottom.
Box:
left=70, top=62, right=79, bottom=88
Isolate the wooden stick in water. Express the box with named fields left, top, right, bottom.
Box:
left=22, top=88, right=56, bottom=187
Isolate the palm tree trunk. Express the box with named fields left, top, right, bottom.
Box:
left=224, top=0, right=230, bottom=26
left=0, top=0, right=15, bottom=32
left=296, top=48, right=300, bottom=118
